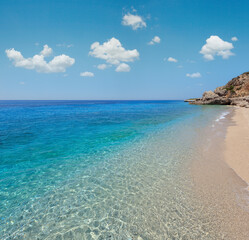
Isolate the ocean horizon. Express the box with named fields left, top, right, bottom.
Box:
left=0, top=100, right=238, bottom=239
left=2, top=0, right=249, bottom=238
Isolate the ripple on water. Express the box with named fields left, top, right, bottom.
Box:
left=1, top=113, right=233, bottom=240
left=1, top=102, right=241, bottom=239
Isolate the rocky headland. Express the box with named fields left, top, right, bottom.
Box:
left=186, top=72, right=249, bottom=108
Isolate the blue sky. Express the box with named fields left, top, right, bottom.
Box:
left=1, top=0, right=249, bottom=100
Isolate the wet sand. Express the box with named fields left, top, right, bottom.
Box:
left=190, top=107, right=249, bottom=239
left=225, top=107, right=249, bottom=185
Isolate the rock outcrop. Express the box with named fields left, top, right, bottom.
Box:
left=186, top=72, right=249, bottom=108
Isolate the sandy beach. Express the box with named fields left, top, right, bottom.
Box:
left=190, top=106, right=249, bottom=239
left=225, top=107, right=249, bottom=185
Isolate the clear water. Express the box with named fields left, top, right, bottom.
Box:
left=0, top=100, right=230, bottom=239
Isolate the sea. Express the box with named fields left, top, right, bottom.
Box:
left=0, top=100, right=236, bottom=239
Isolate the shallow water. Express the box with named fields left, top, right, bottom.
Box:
left=0, top=100, right=241, bottom=239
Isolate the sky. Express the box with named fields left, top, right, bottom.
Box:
left=1, top=0, right=249, bottom=100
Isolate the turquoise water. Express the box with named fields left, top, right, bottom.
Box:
left=0, top=100, right=230, bottom=239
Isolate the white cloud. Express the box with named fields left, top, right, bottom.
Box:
left=40, top=44, right=53, bottom=57
left=19, top=81, right=25, bottom=85
left=6, top=45, right=75, bottom=73
left=89, top=37, right=139, bottom=72
left=186, top=72, right=201, bottom=78
left=97, top=64, right=109, bottom=70
left=200, top=35, right=234, bottom=60
left=167, top=57, right=178, bottom=63
left=122, top=13, right=146, bottom=30
left=89, top=38, right=139, bottom=65
left=148, top=36, right=161, bottom=45
left=80, top=71, right=94, bottom=77
left=115, top=63, right=130, bottom=72
left=231, top=36, right=238, bottom=42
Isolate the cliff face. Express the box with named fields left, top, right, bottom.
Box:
left=188, top=72, right=249, bottom=108
left=222, top=72, right=249, bottom=98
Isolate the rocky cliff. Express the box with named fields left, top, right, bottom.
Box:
left=186, top=72, right=249, bottom=108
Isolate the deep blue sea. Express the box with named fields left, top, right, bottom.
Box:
left=0, top=100, right=231, bottom=239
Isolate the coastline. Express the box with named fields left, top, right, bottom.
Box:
left=2, top=102, right=249, bottom=239
left=190, top=106, right=249, bottom=239
left=224, top=107, right=249, bottom=185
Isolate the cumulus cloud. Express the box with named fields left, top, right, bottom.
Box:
left=89, top=37, right=139, bottom=72
left=115, top=63, right=130, bottom=72
left=122, top=13, right=146, bottom=30
left=148, top=36, right=161, bottom=45
left=40, top=44, right=53, bottom=57
left=231, top=36, right=238, bottom=42
left=80, top=71, right=94, bottom=77
left=167, top=57, right=178, bottom=63
left=200, top=36, right=234, bottom=60
left=6, top=45, right=75, bottom=73
left=97, top=64, right=109, bottom=70
left=186, top=72, right=201, bottom=78
left=89, top=38, right=139, bottom=65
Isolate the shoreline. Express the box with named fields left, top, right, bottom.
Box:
left=2, top=103, right=249, bottom=239
left=224, top=107, right=249, bottom=185
left=190, top=106, right=249, bottom=239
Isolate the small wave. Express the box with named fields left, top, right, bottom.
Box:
left=215, top=111, right=230, bottom=122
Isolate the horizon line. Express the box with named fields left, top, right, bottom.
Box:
left=0, top=99, right=186, bottom=101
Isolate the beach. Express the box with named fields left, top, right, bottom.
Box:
left=1, top=101, right=249, bottom=239
left=225, top=107, right=249, bottom=185
left=2, top=0, right=249, bottom=238
left=191, top=106, right=249, bottom=239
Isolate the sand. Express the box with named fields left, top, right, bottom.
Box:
left=224, top=107, right=249, bottom=185
left=190, top=107, right=249, bottom=239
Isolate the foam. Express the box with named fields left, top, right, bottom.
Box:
left=215, top=111, right=230, bottom=122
